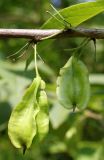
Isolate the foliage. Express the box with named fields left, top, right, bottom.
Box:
left=42, top=1, right=104, bottom=28
left=0, top=0, right=104, bottom=160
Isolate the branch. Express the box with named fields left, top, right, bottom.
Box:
left=0, top=28, right=104, bottom=41
left=84, top=110, right=103, bottom=121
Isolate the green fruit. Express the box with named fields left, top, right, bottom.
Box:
left=8, top=76, right=41, bottom=153
left=57, top=56, right=90, bottom=110
left=36, top=80, right=49, bottom=141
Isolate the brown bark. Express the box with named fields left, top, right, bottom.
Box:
left=0, top=28, right=104, bottom=41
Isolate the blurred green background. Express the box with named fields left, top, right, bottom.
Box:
left=0, top=0, right=104, bottom=160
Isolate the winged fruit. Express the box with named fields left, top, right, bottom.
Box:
left=8, top=76, right=41, bottom=153
left=57, top=56, right=90, bottom=111
left=36, top=80, right=49, bottom=141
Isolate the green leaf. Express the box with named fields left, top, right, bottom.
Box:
left=50, top=102, right=69, bottom=129
left=89, top=74, right=104, bottom=85
left=76, top=142, right=103, bottom=160
left=42, top=1, right=104, bottom=29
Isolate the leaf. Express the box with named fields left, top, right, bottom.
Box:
left=49, top=102, right=69, bottom=129
left=42, top=1, right=104, bottom=29
left=89, top=74, right=104, bottom=85
left=76, top=142, right=103, bottom=160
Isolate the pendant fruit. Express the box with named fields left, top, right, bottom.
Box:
left=57, top=56, right=90, bottom=111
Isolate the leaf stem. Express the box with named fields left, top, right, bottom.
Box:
left=33, top=44, right=39, bottom=77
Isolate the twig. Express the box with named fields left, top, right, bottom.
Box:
left=84, top=110, right=103, bottom=120
left=0, top=28, right=104, bottom=41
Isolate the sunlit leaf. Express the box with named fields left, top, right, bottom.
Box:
left=42, top=1, right=104, bottom=29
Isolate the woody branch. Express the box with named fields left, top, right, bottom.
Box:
left=0, top=28, right=104, bottom=41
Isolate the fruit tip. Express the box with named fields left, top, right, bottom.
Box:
left=23, top=145, right=27, bottom=155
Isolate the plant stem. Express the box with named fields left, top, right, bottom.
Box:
left=33, top=44, right=39, bottom=77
